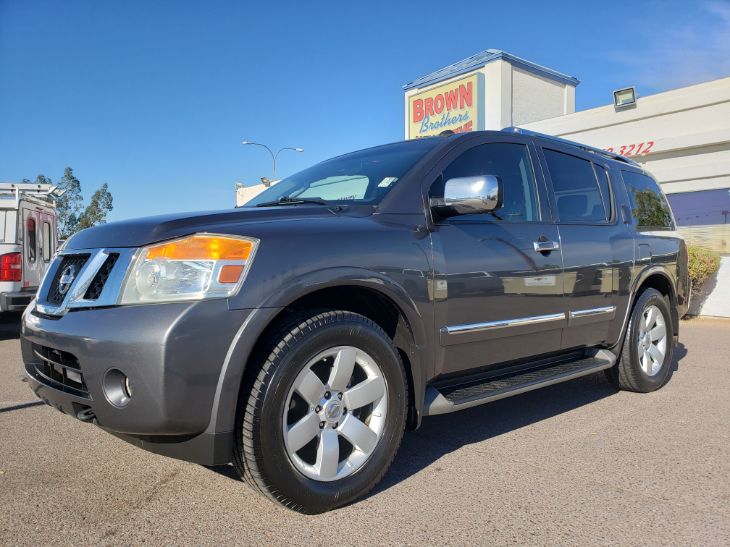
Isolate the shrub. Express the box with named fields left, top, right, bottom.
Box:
left=687, top=245, right=721, bottom=292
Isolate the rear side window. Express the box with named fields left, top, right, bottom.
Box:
left=27, top=217, right=37, bottom=263
left=42, top=222, right=52, bottom=262
left=543, top=149, right=608, bottom=223
left=438, top=142, right=540, bottom=223
left=621, top=171, right=674, bottom=230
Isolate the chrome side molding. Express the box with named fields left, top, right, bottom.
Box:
left=568, top=306, right=616, bottom=326
left=443, top=312, right=566, bottom=335
left=569, top=306, right=616, bottom=319
left=441, top=306, right=618, bottom=345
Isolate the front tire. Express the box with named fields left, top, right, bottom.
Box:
left=233, top=311, right=408, bottom=513
left=607, top=288, right=675, bottom=392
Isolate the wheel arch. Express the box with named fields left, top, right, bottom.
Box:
left=208, top=270, right=430, bottom=438
left=617, top=266, right=679, bottom=347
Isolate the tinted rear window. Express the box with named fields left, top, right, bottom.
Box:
left=621, top=171, right=674, bottom=230
left=543, top=149, right=608, bottom=223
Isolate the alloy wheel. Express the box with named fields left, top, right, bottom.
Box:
left=636, top=304, right=668, bottom=377
left=282, top=346, right=388, bottom=482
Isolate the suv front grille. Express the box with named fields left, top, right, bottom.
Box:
left=46, top=254, right=90, bottom=305
left=31, top=344, right=88, bottom=397
left=84, top=253, right=119, bottom=300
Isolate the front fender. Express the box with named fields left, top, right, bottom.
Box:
left=256, top=266, right=429, bottom=348
left=207, top=268, right=432, bottom=437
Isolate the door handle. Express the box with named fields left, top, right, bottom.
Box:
left=533, top=240, right=560, bottom=253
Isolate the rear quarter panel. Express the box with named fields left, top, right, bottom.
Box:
left=614, top=166, right=688, bottom=338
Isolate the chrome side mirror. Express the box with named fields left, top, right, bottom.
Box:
left=431, top=175, right=503, bottom=217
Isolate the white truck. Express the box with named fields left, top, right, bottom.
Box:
left=0, top=183, right=58, bottom=313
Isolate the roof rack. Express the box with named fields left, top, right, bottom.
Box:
left=0, top=182, right=62, bottom=207
left=0, top=182, right=62, bottom=194
left=503, top=127, right=640, bottom=166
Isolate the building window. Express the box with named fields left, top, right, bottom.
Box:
left=27, top=217, right=36, bottom=263
left=42, top=222, right=52, bottom=262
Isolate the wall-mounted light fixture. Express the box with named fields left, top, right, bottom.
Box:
left=613, top=87, right=637, bottom=110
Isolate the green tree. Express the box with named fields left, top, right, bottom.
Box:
left=55, top=167, right=84, bottom=239
left=24, top=167, right=113, bottom=239
left=22, top=174, right=53, bottom=186
left=76, top=183, right=113, bottom=231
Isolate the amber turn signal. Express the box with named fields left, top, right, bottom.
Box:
left=146, top=235, right=253, bottom=261
left=218, top=264, right=244, bottom=284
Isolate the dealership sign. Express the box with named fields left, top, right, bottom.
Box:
left=408, top=74, right=481, bottom=138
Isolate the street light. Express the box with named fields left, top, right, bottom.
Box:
left=241, top=141, right=304, bottom=181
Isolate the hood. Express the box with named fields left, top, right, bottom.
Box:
left=65, top=205, right=358, bottom=249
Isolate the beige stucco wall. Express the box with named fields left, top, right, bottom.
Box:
left=522, top=77, right=730, bottom=195
left=511, top=67, right=572, bottom=126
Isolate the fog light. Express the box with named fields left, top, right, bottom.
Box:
left=103, top=369, right=132, bottom=407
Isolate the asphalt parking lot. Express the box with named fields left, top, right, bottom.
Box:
left=1, top=313, right=728, bottom=546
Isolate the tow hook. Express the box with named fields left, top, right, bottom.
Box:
left=76, top=406, right=96, bottom=423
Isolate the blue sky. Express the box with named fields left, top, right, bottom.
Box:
left=1, top=0, right=729, bottom=222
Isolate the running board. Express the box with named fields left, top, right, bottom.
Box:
left=424, top=350, right=616, bottom=416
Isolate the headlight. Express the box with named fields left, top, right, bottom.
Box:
left=119, top=234, right=259, bottom=304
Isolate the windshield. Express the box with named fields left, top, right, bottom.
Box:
left=244, top=139, right=441, bottom=207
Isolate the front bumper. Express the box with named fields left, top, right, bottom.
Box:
left=21, top=299, right=253, bottom=465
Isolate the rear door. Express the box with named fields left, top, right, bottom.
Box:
left=430, top=135, right=566, bottom=377
left=538, top=146, right=633, bottom=350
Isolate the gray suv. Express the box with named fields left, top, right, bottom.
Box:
left=21, top=128, right=689, bottom=513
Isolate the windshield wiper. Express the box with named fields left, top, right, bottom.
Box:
left=255, top=196, right=331, bottom=207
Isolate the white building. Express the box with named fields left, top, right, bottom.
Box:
left=523, top=77, right=730, bottom=197
left=403, top=49, right=578, bottom=138
left=404, top=50, right=730, bottom=252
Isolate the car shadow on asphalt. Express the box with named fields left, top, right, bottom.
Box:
left=374, top=342, right=688, bottom=497
left=0, top=312, right=22, bottom=341
left=206, top=342, right=687, bottom=494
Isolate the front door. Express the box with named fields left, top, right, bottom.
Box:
left=430, top=139, right=566, bottom=377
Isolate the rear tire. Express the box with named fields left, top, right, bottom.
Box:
left=233, top=310, right=408, bottom=513
left=607, top=288, right=675, bottom=392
